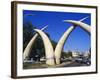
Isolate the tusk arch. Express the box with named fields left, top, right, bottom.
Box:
left=55, top=17, right=90, bottom=64
left=34, top=29, right=55, bottom=66
left=23, top=25, right=48, bottom=60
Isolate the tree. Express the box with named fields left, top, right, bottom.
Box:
left=23, top=22, right=36, bottom=51
left=61, top=51, right=72, bottom=58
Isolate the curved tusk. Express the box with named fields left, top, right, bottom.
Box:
left=64, top=20, right=91, bottom=34
left=23, top=25, right=48, bottom=60
left=55, top=26, right=75, bottom=64
left=34, top=29, right=55, bottom=65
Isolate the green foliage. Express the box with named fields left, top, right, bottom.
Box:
left=23, top=22, right=36, bottom=50
left=61, top=51, right=72, bottom=58
left=51, top=40, right=57, bottom=50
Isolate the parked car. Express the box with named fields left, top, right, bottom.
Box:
left=82, top=58, right=91, bottom=66
left=75, top=57, right=91, bottom=66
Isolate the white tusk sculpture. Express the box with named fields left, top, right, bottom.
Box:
left=55, top=26, right=76, bottom=64
left=23, top=25, right=48, bottom=60
left=55, top=17, right=90, bottom=64
left=24, top=16, right=91, bottom=66
left=64, top=20, right=91, bottom=34
left=34, top=29, right=55, bottom=66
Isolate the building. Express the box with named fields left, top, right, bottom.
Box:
left=72, top=51, right=80, bottom=57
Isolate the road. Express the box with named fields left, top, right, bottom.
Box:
left=63, top=61, right=88, bottom=67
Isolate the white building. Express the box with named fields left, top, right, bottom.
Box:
left=72, top=51, right=80, bottom=57
left=83, top=50, right=90, bottom=57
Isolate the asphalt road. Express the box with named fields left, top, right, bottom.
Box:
left=23, top=60, right=89, bottom=69
left=63, top=61, right=88, bottom=67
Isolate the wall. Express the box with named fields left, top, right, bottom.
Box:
left=0, top=0, right=100, bottom=80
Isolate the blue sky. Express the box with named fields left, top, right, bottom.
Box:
left=23, top=10, right=91, bottom=53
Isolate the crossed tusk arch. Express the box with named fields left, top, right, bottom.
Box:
left=23, top=25, right=48, bottom=60
left=24, top=17, right=91, bottom=65
left=55, top=17, right=91, bottom=64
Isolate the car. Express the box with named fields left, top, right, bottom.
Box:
left=82, top=58, right=91, bottom=66
left=75, top=57, right=91, bottom=66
